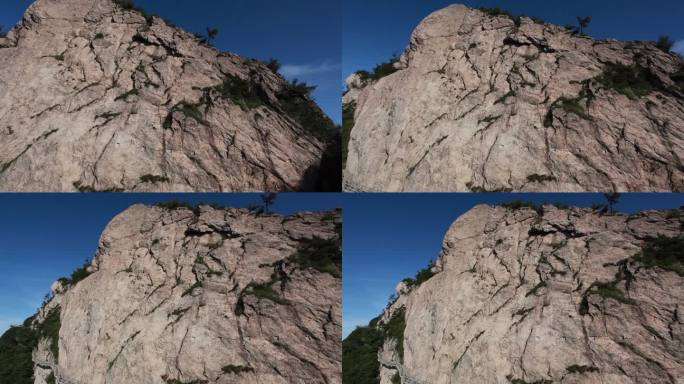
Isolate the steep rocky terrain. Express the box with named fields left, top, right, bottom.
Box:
left=0, top=204, right=342, bottom=384
left=343, top=204, right=684, bottom=383
left=343, top=4, right=684, bottom=192
left=0, top=0, right=338, bottom=192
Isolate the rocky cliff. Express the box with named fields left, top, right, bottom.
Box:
left=343, top=204, right=684, bottom=383
left=0, top=204, right=342, bottom=384
left=343, top=4, right=684, bottom=192
left=0, top=0, right=338, bottom=192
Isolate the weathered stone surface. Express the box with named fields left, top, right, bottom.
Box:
left=0, top=0, right=334, bottom=192
left=344, top=4, right=684, bottom=192
left=27, top=204, right=342, bottom=383
left=373, top=204, right=683, bottom=384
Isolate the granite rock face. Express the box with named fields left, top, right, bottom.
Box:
left=344, top=4, right=684, bottom=192
left=23, top=204, right=342, bottom=384
left=369, top=204, right=683, bottom=384
left=0, top=0, right=336, bottom=192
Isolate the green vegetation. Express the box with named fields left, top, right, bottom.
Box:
left=655, top=35, right=674, bottom=52
left=155, top=201, right=195, bottom=210
left=264, top=58, right=281, bottom=73
left=139, top=174, right=170, bottom=184
left=499, top=200, right=544, bottom=215
left=391, top=372, right=401, bottom=384
left=73, top=181, right=124, bottom=193
left=0, top=318, right=38, bottom=384
left=494, top=90, right=516, bottom=104
left=161, top=377, right=208, bottom=384
left=114, top=88, right=139, bottom=102
left=164, top=101, right=206, bottom=128
left=37, top=307, right=61, bottom=361
left=477, top=6, right=546, bottom=27
left=576, top=16, right=592, bottom=36
left=342, top=102, right=355, bottom=168
left=277, top=79, right=337, bottom=142
left=221, top=365, right=254, bottom=374
left=211, top=74, right=267, bottom=110
left=382, top=307, right=407, bottom=361
left=94, top=32, right=105, bottom=40
left=113, top=0, right=148, bottom=16
left=181, top=281, right=203, bottom=297
left=566, top=365, right=599, bottom=374
left=402, top=260, right=436, bottom=289
left=544, top=96, right=591, bottom=127
left=46, top=372, right=56, bottom=384
left=506, top=376, right=552, bottom=384
left=633, top=235, right=684, bottom=276
left=57, top=259, right=93, bottom=287
left=526, top=174, right=557, bottom=183
left=342, top=325, right=384, bottom=384
left=289, top=236, right=342, bottom=278
left=356, top=56, right=401, bottom=82
left=595, top=62, right=662, bottom=100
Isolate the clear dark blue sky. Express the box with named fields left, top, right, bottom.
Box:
left=343, top=0, right=684, bottom=78
left=0, top=0, right=341, bottom=123
left=342, top=193, right=684, bottom=337
left=0, top=193, right=341, bottom=334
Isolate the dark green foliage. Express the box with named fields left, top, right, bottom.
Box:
left=37, top=308, right=61, bottom=360
left=94, top=32, right=105, bottom=40
left=655, top=35, right=674, bottom=52
left=477, top=7, right=546, bottom=27
left=566, top=365, right=599, bottom=374
left=57, top=259, right=93, bottom=287
left=526, top=174, right=557, bottom=183
left=139, top=174, right=170, bottom=184
left=161, top=377, right=208, bottom=384
left=265, top=58, right=281, bottom=73
left=206, top=27, right=219, bottom=43
left=112, top=0, right=149, bottom=18
left=391, top=372, right=401, bottom=384
left=342, top=326, right=384, bottom=384
left=181, top=281, right=202, bottom=297
left=260, top=192, right=277, bottom=213
left=155, top=201, right=195, bottom=210
left=212, top=74, right=267, bottom=110
left=544, top=96, right=592, bottom=127
left=357, top=56, right=401, bottom=82
left=289, top=236, right=342, bottom=278
left=634, top=235, right=684, bottom=276
left=277, top=79, right=337, bottom=142
left=671, top=67, right=684, bottom=91
left=221, top=365, right=254, bottom=374
left=595, top=62, right=663, bottom=99
left=235, top=281, right=287, bottom=315
left=73, top=181, right=124, bottom=193
left=402, top=260, right=436, bottom=289
left=506, top=376, right=553, bottom=384
left=165, top=101, right=206, bottom=127
left=499, top=200, right=543, bottom=215
left=382, top=307, right=406, bottom=361
left=494, top=90, right=516, bottom=104
left=114, top=88, right=139, bottom=102
left=576, top=16, right=592, bottom=36
left=341, top=102, right=355, bottom=168
left=46, top=372, right=56, bottom=384
left=95, top=111, right=121, bottom=120
left=0, top=319, right=38, bottom=384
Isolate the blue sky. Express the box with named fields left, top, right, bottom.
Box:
left=0, top=193, right=341, bottom=334
left=343, top=0, right=684, bottom=79
left=342, top=193, right=684, bottom=337
left=0, top=0, right=341, bottom=123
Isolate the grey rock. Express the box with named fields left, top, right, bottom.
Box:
left=27, top=204, right=341, bottom=383
left=344, top=4, right=684, bottom=192
left=374, top=204, right=684, bottom=383
left=0, top=0, right=334, bottom=192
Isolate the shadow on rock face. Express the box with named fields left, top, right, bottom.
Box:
left=299, top=133, right=342, bottom=192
